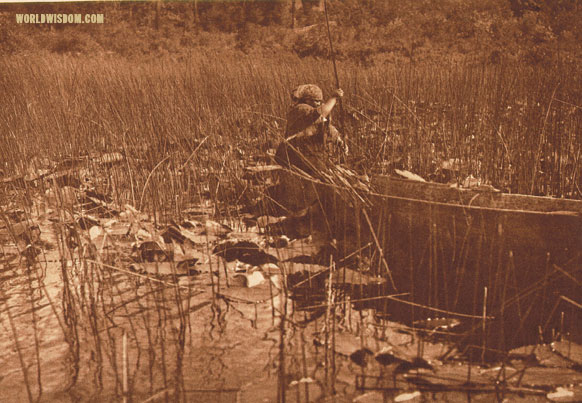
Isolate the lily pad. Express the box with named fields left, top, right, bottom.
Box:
left=551, top=341, right=582, bottom=365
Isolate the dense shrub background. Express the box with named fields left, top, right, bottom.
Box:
left=1, top=0, right=581, bottom=64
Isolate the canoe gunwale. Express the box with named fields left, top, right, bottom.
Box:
left=371, top=175, right=582, bottom=217
left=368, top=190, right=582, bottom=218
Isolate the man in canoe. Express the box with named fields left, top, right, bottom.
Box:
left=266, top=84, right=364, bottom=252
left=275, top=84, right=347, bottom=175
left=272, top=84, right=348, bottom=215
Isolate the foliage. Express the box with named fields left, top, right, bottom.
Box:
left=0, top=0, right=582, bottom=64
left=1, top=52, right=580, bottom=206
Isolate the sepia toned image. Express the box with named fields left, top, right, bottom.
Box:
left=1, top=1, right=581, bottom=401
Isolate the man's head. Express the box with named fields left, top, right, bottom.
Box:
left=291, top=84, right=323, bottom=107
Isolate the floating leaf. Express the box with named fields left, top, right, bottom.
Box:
left=89, top=225, right=104, bottom=242
left=214, top=240, right=278, bottom=266
left=77, top=215, right=99, bottom=230
left=552, top=341, right=582, bottom=365
left=134, top=241, right=173, bottom=262
left=510, top=344, right=571, bottom=368
left=232, top=271, right=265, bottom=288
left=161, top=225, right=186, bottom=244
left=180, top=220, right=202, bottom=229
left=395, top=169, right=426, bottom=182
left=131, top=262, right=175, bottom=276
left=413, top=317, right=461, bottom=331
left=204, top=220, right=232, bottom=237
left=104, top=222, right=131, bottom=237
left=256, top=215, right=286, bottom=228
left=375, top=350, right=407, bottom=366
left=260, top=262, right=280, bottom=274
left=289, top=377, right=313, bottom=387
left=332, top=268, right=386, bottom=286
left=353, top=392, right=385, bottom=403
left=268, top=235, right=289, bottom=248
left=350, top=348, right=374, bottom=368
left=176, top=258, right=201, bottom=275
left=394, top=391, right=421, bottom=402
left=135, top=228, right=153, bottom=240
left=547, top=387, right=575, bottom=402
left=180, top=228, right=217, bottom=245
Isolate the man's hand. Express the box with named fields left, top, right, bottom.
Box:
left=332, top=88, right=344, bottom=98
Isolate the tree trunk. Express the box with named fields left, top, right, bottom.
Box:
left=155, top=0, right=160, bottom=31
left=194, top=0, right=198, bottom=24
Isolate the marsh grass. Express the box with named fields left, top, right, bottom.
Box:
left=1, top=52, right=580, bottom=212
left=1, top=51, right=581, bottom=401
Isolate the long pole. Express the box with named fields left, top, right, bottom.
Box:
left=323, top=0, right=345, bottom=131
left=323, top=0, right=339, bottom=88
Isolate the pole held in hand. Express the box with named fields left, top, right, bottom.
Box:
left=323, top=0, right=345, bottom=131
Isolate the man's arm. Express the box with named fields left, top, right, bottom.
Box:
left=317, top=89, right=343, bottom=118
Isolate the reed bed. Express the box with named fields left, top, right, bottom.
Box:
left=1, top=52, right=581, bottom=401
left=1, top=53, right=581, bottom=212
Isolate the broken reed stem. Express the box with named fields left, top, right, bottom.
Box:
left=322, top=256, right=338, bottom=395
left=95, top=268, right=122, bottom=395
left=268, top=267, right=276, bottom=327
left=142, top=279, right=157, bottom=394
left=387, top=295, right=495, bottom=320
left=98, top=256, right=141, bottom=346
left=323, top=260, right=331, bottom=393
left=82, top=258, right=106, bottom=391
left=2, top=298, right=35, bottom=403
left=170, top=260, right=187, bottom=400
left=278, top=284, right=287, bottom=403
left=84, top=259, right=203, bottom=293
left=560, top=295, right=582, bottom=310
left=300, top=329, right=309, bottom=403
left=361, top=208, right=397, bottom=291
left=122, top=330, right=128, bottom=403
left=337, top=242, right=373, bottom=263
left=153, top=274, right=170, bottom=397
left=25, top=262, right=43, bottom=402
left=34, top=265, right=68, bottom=337
left=138, top=154, right=171, bottom=212
left=531, top=84, right=559, bottom=195
left=331, top=261, right=337, bottom=395
left=57, top=228, right=81, bottom=390
left=299, top=293, right=409, bottom=310
left=482, top=286, right=488, bottom=364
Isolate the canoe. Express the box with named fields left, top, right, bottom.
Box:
left=261, top=161, right=581, bottom=347
left=318, top=174, right=582, bottom=348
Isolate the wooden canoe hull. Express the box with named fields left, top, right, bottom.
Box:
left=320, top=176, right=582, bottom=347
